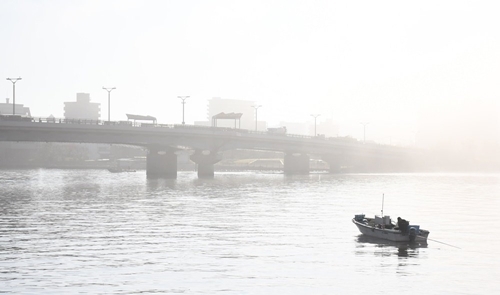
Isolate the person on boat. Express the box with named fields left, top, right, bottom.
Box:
left=397, top=217, right=409, bottom=235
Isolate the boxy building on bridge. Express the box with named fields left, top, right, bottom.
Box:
left=64, top=93, right=100, bottom=120
left=0, top=98, right=31, bottom=117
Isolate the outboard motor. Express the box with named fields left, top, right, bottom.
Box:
left=409, top=227, right=418, bottom=242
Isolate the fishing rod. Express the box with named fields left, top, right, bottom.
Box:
left=428, top=238, right=461, bottom=249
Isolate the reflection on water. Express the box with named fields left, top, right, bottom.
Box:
left=355, top=235, right=427, bottom=259
left=146, top=178, right=177, bottom=191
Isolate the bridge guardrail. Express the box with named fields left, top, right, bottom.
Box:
left=2, top=115, right=378, bottom=146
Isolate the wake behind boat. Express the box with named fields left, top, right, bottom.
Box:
left=352, top=214, right=430, bottom=243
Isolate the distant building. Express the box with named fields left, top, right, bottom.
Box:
left=309, top=118, right=339, bottom=137
left=64, top=93, right=100, bottom=120
left=63, top=93, right=106, bottom=159
left=279, top=121, right=308, bottom=135
left=0, top=98, right=31, bottom=116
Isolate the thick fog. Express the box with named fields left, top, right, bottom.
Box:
left=1, top=1, right=499, bottom=169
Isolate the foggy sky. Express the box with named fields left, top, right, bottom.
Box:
left=1, top=0, right=499, bottom=151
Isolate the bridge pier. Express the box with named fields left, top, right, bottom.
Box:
left=284, top=153, right=310, bottom=175
left=146, top=146, right=177, bottom=178
left=190, top=150, right=222, bottom=178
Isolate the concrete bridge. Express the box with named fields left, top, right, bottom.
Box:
left=0, top=116, right=420, bottom=177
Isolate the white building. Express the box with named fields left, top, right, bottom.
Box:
left=63, top=93, right=107, bottom=159
left=0, top=98, right=31, bottom=116
left=64, top=93, right=100, bottom=120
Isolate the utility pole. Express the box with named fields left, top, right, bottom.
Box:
left=178, top=96, right=190, bottom=124
left=6, top=77, right=22, bottom=115
left=360, top=122, right=369, bottom=144
left=311, top=114, right=320, bottom=136
left=251, top=105, right=262, bottom=131
left=102, top=87, right=116, bottom=122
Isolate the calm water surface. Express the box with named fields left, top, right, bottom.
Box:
left=1, top=169, right=499, bottom=294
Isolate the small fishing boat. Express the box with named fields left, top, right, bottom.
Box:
left=352, top=194, right=429, bottom=243
left=352, top=214, right=430, bottom=243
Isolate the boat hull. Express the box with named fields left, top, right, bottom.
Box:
left=352, top=218, right=429, bottom=243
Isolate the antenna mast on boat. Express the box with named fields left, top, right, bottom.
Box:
left=381, top=193, right=384, bottom=217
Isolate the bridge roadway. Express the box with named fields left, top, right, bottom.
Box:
left=0, top=116, right=418, bottom=177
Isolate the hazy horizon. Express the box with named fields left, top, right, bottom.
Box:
left=1, top=0, right=499, bottom=158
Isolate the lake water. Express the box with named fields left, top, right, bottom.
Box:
left=1, top=169, right=499, bottom=294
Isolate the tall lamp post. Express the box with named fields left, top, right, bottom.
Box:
left=102, top=87, right=116, bottom=122
left=6, top=77, right=22, bottom=115
left=311, top=114, right=320, bottom=136
left=251, top=105, right=262, bottom=131
left=360, top=122, right=369, bottom=144
left=178, top=96, right=190, bottom=124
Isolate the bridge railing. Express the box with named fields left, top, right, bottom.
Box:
left=2, top=115, right=367, bottom=145
left=24, top=117, right=146, bottom=127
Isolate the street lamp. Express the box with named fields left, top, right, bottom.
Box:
left=178, top=96, right=190, bottom=124
left=6, top=77, right=22, bottom=115
left=360, top=122, right=369, bottom=143
left=102, top=87, right=116, bottom=122
left=311, top=114, right=320, bottom=136
left=251, top=105, right=262, bottom=131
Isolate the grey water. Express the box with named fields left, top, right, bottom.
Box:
left=1, top=169, right=499, bottom=294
